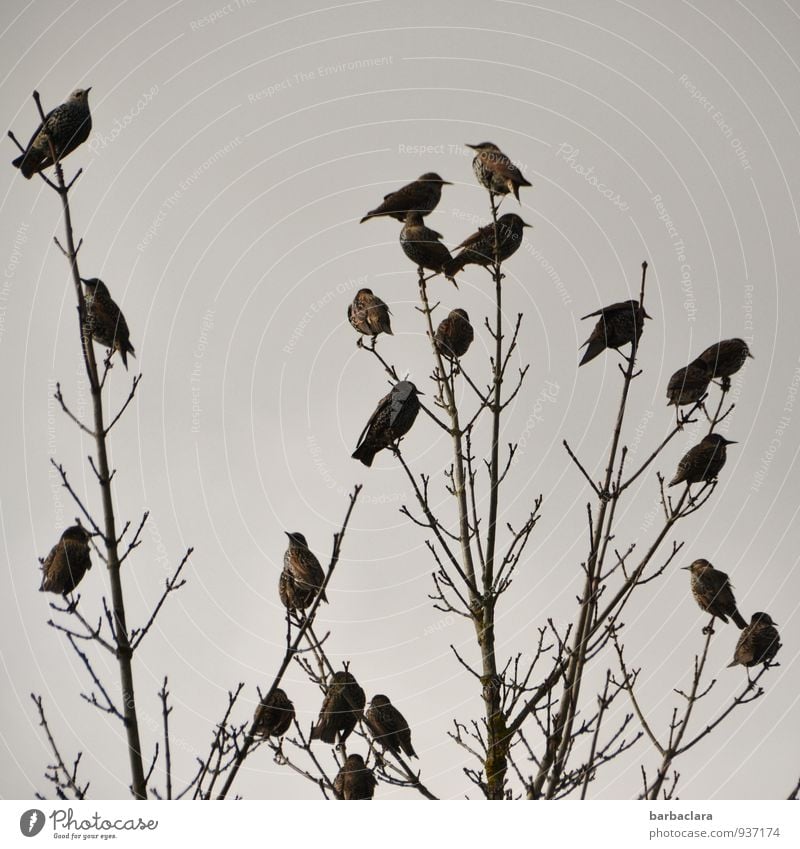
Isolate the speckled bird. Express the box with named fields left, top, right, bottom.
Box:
left=333, top=754, right=377, bottom=800
left=728, top=613, right=780, bottom=668
left=399, top=212, right=456, bottom=284
left=579, top=300, right=650, bottom=366
left=282, top=532, right=327, bottom=606
left=311, top=670, right=366, bottom=745
left=445, top=213, right=530, bottom=278
left=682, top=559, right=746, bottom=630
left=698, top=338, right=753, bottom=380
left=39, top=525, right=93, bottom=595
left=666, top=357, right=711, bottom=407
left=253, top=688, right=295, bottom=738
left=347, top=288, right=393, bottom=339
left=466, top=142, right=532, bottom=201
left=352, top=381, right=421, bottom=467
left=81, top=278, right=136, bottom=370
left=360, top=173, right=451, bottom=223
left=669, top=433, right=736, bottom=487
left=434, top=308, right=474, bottom=359
left=366, top=694, right=417, bottom=758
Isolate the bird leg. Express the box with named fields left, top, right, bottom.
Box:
left=701, top=616, right=715, bottom=636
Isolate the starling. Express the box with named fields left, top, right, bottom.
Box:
left=466, top=142, right=532, bottom=201
left=366, top=694, right=417, bottom=758
left=81, top=278, right=136, bottom=370
left=666, top=357, right=711, bottom=407
left=399, top=212, right=456, bottom=284
left=347, top=288, right=393, bottom=339
left=445, top=213, right=530, bottom=278
left=669, top=433, right=736, bottom=487
left=352, top=380, right=422, bottom=467
left=728, top=613, right=781, bottom=668
left=253, top=688, right=295, bottom=738
left=360, top=173, right=451, bottom=223
left=311, top=670, right=366, bottom=745
left=39, top=525, right=93, bottom=595
left=333, top=754, right=377, bottom=800
left=12, top=88, right=92, bottom=179
left=434, top=308, right=474, bottom=359
left=698, top=338, right=753, bottom=379
left=283, top=532, right=327, bottom=606
left=682, top=559, right=747, bottom=629
left=579, top=300, right=650, bottom=366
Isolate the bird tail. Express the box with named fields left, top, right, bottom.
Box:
left=443, top=255, right=465, bottom=279
left=578, top=339, right=604, bottom=366
left=402, top=741, right=418, bottom=759
left=359, top=210, right=378, bottom=223
left=732, top=609, right=747, bottom=630
left=12, top=154, right=34, bottom=179
left=667, top=474, right=682, bottom=487
left=352, top=444, right=376, bottom=467
left=310, top=721, right=337, bottom=744
left=726, top=658, right=739, bottom=668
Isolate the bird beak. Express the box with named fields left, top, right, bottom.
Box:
left=680, top=565, right=690, bottom=570
left=86, top=87, right=92, bottom=94
left=643, top=309, right=652, bottom=320
left=441, top=180, right=454, bottom=185
left=465, top=143, right=478, bottom=150
left=284, top=531, right=292, bottom=539
left=724, top=439, right=738, bottom=445
left=521, top=220, right=532, bottom=227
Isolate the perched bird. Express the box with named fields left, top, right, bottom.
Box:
left=399, top=212, right=456, bottom=284
left=466, top=142, right=532, bottom=201
left=278, top=567, right=316, bottom=612
left=728, top=613, right=781, bottom=668
left=434, top=308, right=474, bottom=359
left=311, top=670, right=366, bottom=745
left=682, top=559, right=747, bottom=630
left=12, top=88, right=92, bottom=178
left=360, top=173, right=451, bottom=223
left=39, top=525, right=93, bottom=595
left=366, top=694, right=417, bottom=758
left=282, top=532, right=327, bottom=606
left=579, top=300, right=650, bottom=366
left=352, top=381, right=422, bottom=467
left=333, top=754, right=377, bottom=800
left=666, top=357, right=711, bottom=407
left=698, top=338, right=753, bottom=380
left=81, top=278, right=136, bottom=370
left=669, top=433, right=736, bottom=487
left=445, top=213, right=530, bottom=277
left=347, top=288, right=393, bottom=339
left=253, top=688, right=295, bottom=738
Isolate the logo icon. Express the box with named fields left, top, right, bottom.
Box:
left=19, top=810, right=46, bottom=837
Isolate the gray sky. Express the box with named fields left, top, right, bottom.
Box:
left=1, top=0, right=798, bottom=800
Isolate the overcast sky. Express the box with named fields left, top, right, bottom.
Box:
left=1, top=0, right=798, bottom=800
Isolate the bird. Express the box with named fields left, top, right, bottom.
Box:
left=39, top=525, right=93, bottom=595
left=352, top=381, right=422, bottom=467
left=579, top=300, right=650, bottom=366
left=347, top=288, right=393, bottom=339
left=466, top=142, right=532, bottom=201
left=666, top=357, right=711, bottom=407
left=253, top=688, right=295, bottom=738
left=311, top=670, right=366, bottom=745
left=698, top=338, right=753, bottom=380
left=81, top=279, right=136, bottom=370
left=399, top=212, right=456, bottom=284
left=360, top=173, right=451, bottom=223
left=282, top=532, right=327, bottom=606
left=728, top=613, right=781, bottom=668
left=669, top=433, right=736, bottom=487
left=682, top=559, right=747, bottom=630
left=12, top=88, right=92, bottom=179
left=445, top=213, right=530, bottom=278
left=366, top=694, right=417, bottom=758
left=434, top=308, right=474, bottom=359
left=333, top=754, right=377, bottom=800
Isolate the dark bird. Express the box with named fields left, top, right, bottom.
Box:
left=669, top=433, right=736, bottom=487
left=12, top=88, right=92, bottom=179
left=579, top=300, right=650, bottom=366
left=445, top=213, right=530, bottom=278
left=39, top=525, right=93, bottom=595
left=311, top=670, right=366, bottom=745
left=682, top=559, right=747, bottom=630
left=360, top=173, right=451, bottom=223
left=728, top=613, right=781, bottom=668
left=399, top=212, right=456, bottom=284
left=466, top=142, right=532, bottom=201
left=352, top=381, right=421, bottom=467
left=434, top=308, right=474, bottom=359
left=347, top=288, right=393, bottom=339
left=366, top=694, right=417, bottom=758
left=282, top=532, right=327, bottom=607
left=333, top=754, right=377, bottom=800
left=253, top=688, right=295, bottom=738
left=666, top=357, right=711, bottom=407
left=698, top=338, right=753, bottom=380
left=81, top=278, right=136, bottom=370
